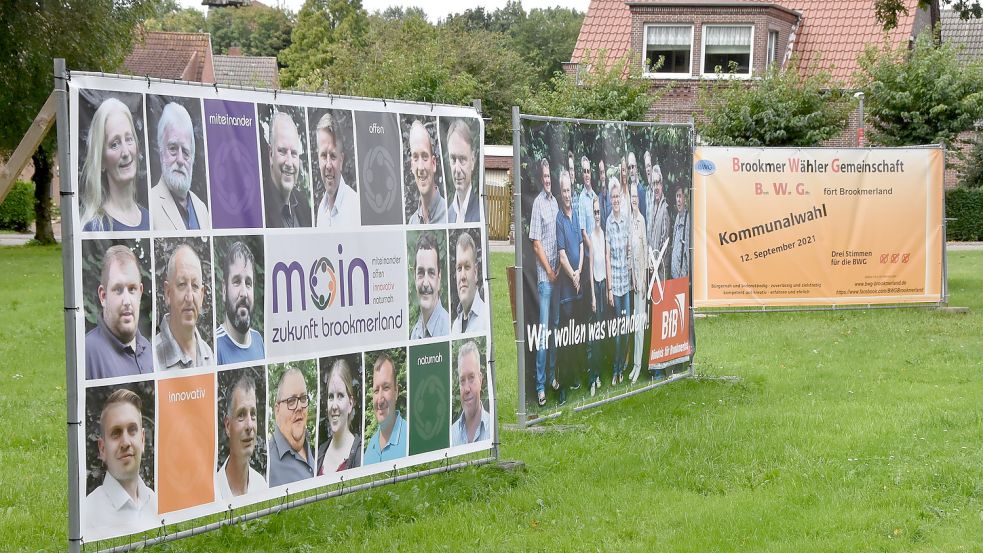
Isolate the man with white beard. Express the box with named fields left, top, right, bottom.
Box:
left=151, top=102, right=210, bottom=230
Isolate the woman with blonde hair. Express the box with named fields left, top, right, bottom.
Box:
left=80, top=97, right=149, bottom=231
left=317, top=358, right=362, bottom=474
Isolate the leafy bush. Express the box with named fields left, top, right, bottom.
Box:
left=959, top=134, right=983, bottom=189
left=946, top=188, right=983, bottom=241
left=0, top=181, right=36, bottom=231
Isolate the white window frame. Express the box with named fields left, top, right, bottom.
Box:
left=642, top=24, right=695, bottom=79
left=700, top=24, right=755, bottom=79
left=766, top=29, right=779, bottom=70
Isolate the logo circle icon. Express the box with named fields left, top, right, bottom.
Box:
left=310, top=257, right=338, bottom=310
left=695, top=159, right=716, bottom=176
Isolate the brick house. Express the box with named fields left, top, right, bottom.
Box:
left=566, top=0, right=936, bottom=148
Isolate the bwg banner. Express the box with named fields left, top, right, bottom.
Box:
left=515, top=114, right=695, bottom=422
left=64, top=73, right=496, bottom=545
left=693, top=147, right=944, bottom=307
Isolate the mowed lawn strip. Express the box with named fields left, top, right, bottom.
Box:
left=0, top=246, right=980, bottom=552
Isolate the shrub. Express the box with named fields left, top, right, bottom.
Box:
left=0, top=181, right=36, bottom=232
left=946, top=188, right=983, bottom=241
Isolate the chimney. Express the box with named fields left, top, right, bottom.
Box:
left=228, top=46, right=242, bottom=56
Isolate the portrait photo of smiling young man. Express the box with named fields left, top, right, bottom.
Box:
left=83, top=382, right=157, bottom=542
left=216, top=366, right=267, bottom=500
left=259, top=104, right=312, bottom=228
left=400, top=115, right=447, bottom=225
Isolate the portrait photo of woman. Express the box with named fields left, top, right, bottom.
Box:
left=79, top=94, right=150, bottom=231
left=316, top=355, right=363, bottom=474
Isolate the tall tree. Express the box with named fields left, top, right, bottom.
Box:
left=207, top=4, right=293, bottom=57
left=697, top=60, right=853, bottom=146
left=279, top=0, right=369, bottom=88
left=0, top=0, right=157, bottom=244
left=856, top=32, right=983, bottom=151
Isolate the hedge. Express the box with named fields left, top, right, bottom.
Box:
left=0, top=181, right=36, bottom=232
left=946, top=188, right=983, bottom=241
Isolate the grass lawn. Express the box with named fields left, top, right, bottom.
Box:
left=1, top=245, right=982, bottom=552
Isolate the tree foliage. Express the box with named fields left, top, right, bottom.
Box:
left=146, top=3, right=293, bottom=58
left=295, top=13, right=534, bottom=144
left=522, top=50, right=656, bottom=123
left=278, top=0, right=369, bottom=88
left=0, top=0, right=158, bottom=243
left=697, top=61, right=853, bottom=147
left=856, top=31, right=983, bottom=150
left=876, top=0, right=982, bottom=30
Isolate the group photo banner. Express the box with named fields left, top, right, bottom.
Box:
left=693, top=147, right=944, bottom=308
left=514, top=113, right=695, bottom=423
left=64, top=73, right=497, bottom=545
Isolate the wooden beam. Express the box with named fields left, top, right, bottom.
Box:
left=0, top=91, right=58, bottom=203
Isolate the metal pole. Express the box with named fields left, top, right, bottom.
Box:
left=473, top=99, right=500, bottom=459
left=511, top=106, right=528, bottom=428
left=55, top=58, right=82, bottom=553
left=941, top=144, right=949, bottom=305
left=854, top=91, right=865, bottom=147
left=687, top=123, right=697, bottom=378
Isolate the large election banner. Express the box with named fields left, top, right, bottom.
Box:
left=515, top=114, right=694, bottom=421
left=64, top=73, right=496, bottom=545
left=693, top=147, right=944, bottom=307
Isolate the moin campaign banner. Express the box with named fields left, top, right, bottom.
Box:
left=693, top=147, right=944, bottom=307
left=67, top=73, right=495, bottom=544
left=516, top=115, right=695, bottom=416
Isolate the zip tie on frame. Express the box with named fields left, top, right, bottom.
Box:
left=146, top=75, right=151, bottom=89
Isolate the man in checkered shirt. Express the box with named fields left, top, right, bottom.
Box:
left=605, top=176, right=630, bottom=385
left=529, top=158, right=559, bottom=407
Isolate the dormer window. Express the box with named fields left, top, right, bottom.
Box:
left=644, top=25, right=694, bottom=77
left=702, top=25, right=753, bottom=76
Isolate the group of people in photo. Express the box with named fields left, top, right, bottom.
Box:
left=526, top=126, right=692, bottom=408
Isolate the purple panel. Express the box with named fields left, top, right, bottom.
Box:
left=204, top=99, right=263, bottom=229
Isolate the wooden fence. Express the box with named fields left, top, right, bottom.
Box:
left=485, top=184, right=512, bottom=240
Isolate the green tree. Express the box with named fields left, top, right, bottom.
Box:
left=856, top=31, right=983, bottom=151
left=309, top=13, right=533, bottom=143
left=208, top=4, right=293, bottom=57
left=144, top=5, right=207, bottom=33
left=0, top=0, right=157, bottom=244
left=279, top=0, right=369, bottom=88
left=959, top=135, right=983, bottom=188
left=522, top=50, right=656, bottom=122
left=511, top=7, right=584, bottom=83
left=876, top=0, right=982, bottom=30
left=697, top=60, right=853, bottom=146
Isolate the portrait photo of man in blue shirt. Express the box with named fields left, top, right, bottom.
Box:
left=215, top=239, right=265, bottom=365
left=363, top=352, right=408, bottom=464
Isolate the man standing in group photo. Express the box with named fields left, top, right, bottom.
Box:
left=84, top=389, right=157, bottom=539
left=85, top=245, right=153, bottom=380
left=529, top=158, right=559, bottom=407
left=364, top=353, right=408, bottom=463
left=451, top=341, right=491, bottom=445
left=151, top=102, right=210, bottom=231
left=627, top=184, right=649, bottom=384
left=216, top=372, right=267, bottom=499
left=410, top=232, right=450, bottom=340
left=155, top=244, right=212, bottom=370
left=268, top=366, right=315, bottom=487
left=555, top=169, right=584, bottom=403
left=216, top=241, right=264, bottom=365
left=407, top=119, right=447, bottom=224
left=605, top=177, right=630, bottom=385
left=264, top=111, right=311, bottom=228
left=445, top=119, right=480, bottom=223
left=671, top=183, right=690, bottom=280
left=646, top=159, right=670, bottom=285
left=314, top=111, right=359, bottom=228
left=451, top=232, right=486, bottom=334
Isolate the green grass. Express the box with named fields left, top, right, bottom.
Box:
left=2, top=245, right=982, bottom=551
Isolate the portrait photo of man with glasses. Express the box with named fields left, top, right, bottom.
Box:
left=268, top=361, right=317, bottom=487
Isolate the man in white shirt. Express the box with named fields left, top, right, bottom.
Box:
left=84, top=388, right=158, bottom=541
left=314, top=112, right=360, bottom=228
left=445, top=119, right=480, bottom=223
left=451, top=232, right=486, bottom=334
left=215, top=372, right=268, bottom=499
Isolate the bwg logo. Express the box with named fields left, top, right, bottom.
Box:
left=273, top=244, right=369, bottom=313
left=661, top=292, right=686, bottom=339
left=309, top=257, right=338, bottom=310
left=695, top=159, right=716, bottom=176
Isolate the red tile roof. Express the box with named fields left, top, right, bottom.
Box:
left=213, top=55, right=280, bottom=89
left=572, top=0, right=922, bottom=82
left=123, top=31, right=215, bottom=83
